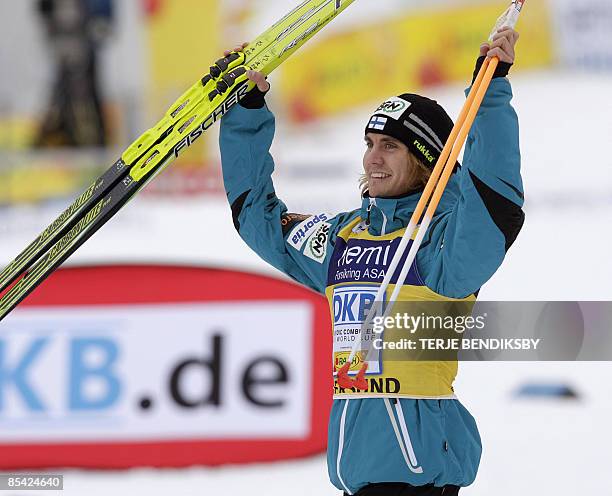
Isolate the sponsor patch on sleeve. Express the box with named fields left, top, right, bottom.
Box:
left=281, top=213, right=310, bottom=236
left=287, top=213, right=332, bottom=250
left=304, top=222, right=330, bottom=263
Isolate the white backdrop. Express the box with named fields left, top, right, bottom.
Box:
left=1, top=0, right=612, bottom=493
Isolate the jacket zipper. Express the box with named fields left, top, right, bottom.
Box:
left=368, top=198, right=388, bottom=235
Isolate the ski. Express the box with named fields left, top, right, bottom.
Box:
left=0, top=0, right=356, bottom=322
left=0, top=0, right=334, bottom=295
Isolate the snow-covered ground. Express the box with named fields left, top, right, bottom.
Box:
left=50, top=362, right=611, bottom=496
left=1, top=69, right=612, bottom=494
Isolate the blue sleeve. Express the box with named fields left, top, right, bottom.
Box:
left=219, top=102, right=352, bottom=294
left=420, top=78, right=525, bottom=298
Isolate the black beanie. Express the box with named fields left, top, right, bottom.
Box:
left=365, top=94, right=460, bottom=171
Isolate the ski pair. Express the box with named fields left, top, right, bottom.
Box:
left=337, top=0, right=527, bottom=390
left=0, top=0, right=357, bottom=323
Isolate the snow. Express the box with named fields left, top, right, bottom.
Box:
left=48, top=364, right=611, bottom=496
left=1, top=69, right=612, bottom=494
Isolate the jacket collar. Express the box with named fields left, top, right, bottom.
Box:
left=360, top=175, right=460, bottom=236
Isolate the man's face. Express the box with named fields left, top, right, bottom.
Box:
left=363, top=133, right=419, bottom=198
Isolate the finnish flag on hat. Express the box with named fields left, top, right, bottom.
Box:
left=364, top=93, right=460, bottom=171
left=368, top=116, right=387, bottom=131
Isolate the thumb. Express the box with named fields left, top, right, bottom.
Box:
left=479, top=43, right=490, bottom=57
left=246, top=70, right=270, bottom=92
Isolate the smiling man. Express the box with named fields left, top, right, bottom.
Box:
left=220, top=27, right=524, bottom=496
left=360, top=92, right=456, bottom=199
left=363, top=133, right=431, bottom=198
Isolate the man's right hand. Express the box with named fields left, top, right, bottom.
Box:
left=224, top=43, right=270, bottom=93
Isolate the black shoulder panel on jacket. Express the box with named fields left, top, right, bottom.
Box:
left=469, top=171, right=525, bottom=252
left=231, top=190, right=251, bottom=232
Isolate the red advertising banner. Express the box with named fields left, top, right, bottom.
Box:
left=0, top=265, right=332, bottom=469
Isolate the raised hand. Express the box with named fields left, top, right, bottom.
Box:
left=480, top=27, right=520, bottom=64
left=224, top=42, right=270, bottom=92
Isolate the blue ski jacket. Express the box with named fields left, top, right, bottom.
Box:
left=220, top=77, right=524, bottom=493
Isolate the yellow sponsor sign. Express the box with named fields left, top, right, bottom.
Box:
left=0, top=117, right=37, bottom=150
left=145, top=0, right=220, bottom=167
left=279, top=1, right=553, bottom=121
left=0, top=158, right=101, bottom=205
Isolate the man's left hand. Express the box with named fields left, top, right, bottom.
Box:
left=480, top=27, right=520, bottom=64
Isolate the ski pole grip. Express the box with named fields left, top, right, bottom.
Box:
left=488, top=0, right=526, bottom=41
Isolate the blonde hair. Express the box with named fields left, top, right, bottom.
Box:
left=360, top=152, right=432, bottom=196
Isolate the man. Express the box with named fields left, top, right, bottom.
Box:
left=220, top=27, right=523, bottom=496
left=35, top=0, right=113, bottom=147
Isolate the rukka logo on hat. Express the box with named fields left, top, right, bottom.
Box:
left=413, top=139, right=436, bottom=163
left=374, top=97, right=411, bottom=121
